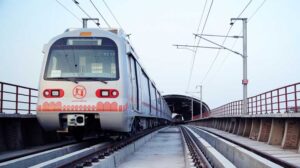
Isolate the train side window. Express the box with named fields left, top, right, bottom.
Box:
left=148, top=79, right=152, bottom=113
left=141, top=70, right=150, bottom=113
left=157, top=92, right=162, bottom=114
left=150, top=84, right=157, bottom=115
left=136, top=63, right=142, bottom=110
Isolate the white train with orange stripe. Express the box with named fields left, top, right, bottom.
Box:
left=37, top=25, right=171, bottom=140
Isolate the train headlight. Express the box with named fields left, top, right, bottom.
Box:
left=111, top=90, right=119, bottom=97
left=51, top=90, right=59, bottom=97
left=43, top=90, right=50, bottom=97
left=101, top=90, right=109, bottom=97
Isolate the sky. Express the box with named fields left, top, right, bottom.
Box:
left=0, top=0, right=299, bottom=108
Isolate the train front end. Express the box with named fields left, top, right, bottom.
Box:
left=37, top=28, right=130, bottom=139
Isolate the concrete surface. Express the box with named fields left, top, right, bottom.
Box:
left=200, top=127, right=300, bottom=167
left=191, top=126, right=283, bottom=168
left=117, top=127, right=185, bottom=168
left=185, top=126, right=236, bottom=168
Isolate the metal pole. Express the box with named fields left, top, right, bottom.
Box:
left=231, top=18, right=248, bottom=115
left=83, top=18, right=88, bottom=28
left=0, top=83, right=3, bottom=113
left=242, top=18, right=248, bottom=115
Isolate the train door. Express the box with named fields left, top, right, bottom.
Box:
left=136, top=64, right=142, bottom=112
left=129, top=55, right=139, bottom=111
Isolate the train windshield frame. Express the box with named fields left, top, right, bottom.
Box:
left=44, top=37, right=119, bottom=82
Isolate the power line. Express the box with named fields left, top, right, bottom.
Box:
left=249, top=0, right=267, bottom=20
left=55, top=0, right=81, bottom=22
left=186, top=0, right=208, bottom=91
left=200, top=0, right=253, bottom=85
left=195, top=0, right=208, bottom=38
left=90, top=0, right=111, bottom=28
left=72, top=0, right=100, bottom=27
left=206, top=0, right=267, bottom=85
left=102, top=0, right=124, bottom=29
left=186, top=0, right=214, bottom=91
left=236, top=0, right=253, bottom=18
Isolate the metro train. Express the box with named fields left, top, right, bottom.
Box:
left=36, top=24, right=172, bottom=140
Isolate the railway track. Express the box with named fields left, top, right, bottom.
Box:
left=180, top=126, right=212, bottom=168
left=191, top=126, right=297, bottom=168
left=0, top=138, right=104, bottom=168
left=0, top=126, right=163, bottom=168
left=181, top=125, right=295, bottom=168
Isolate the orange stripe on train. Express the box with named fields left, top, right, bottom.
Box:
left=37, top=101, right=128, bottom=112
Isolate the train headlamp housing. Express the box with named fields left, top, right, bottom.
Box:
left=43, top=89, right=64, bottom=98
left=96, top=89, right=119, bottom=98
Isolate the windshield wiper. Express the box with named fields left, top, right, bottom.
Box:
left=49, top=77, right=78, bottom=84
left=79, top=77, right=108, bottom=84
left=48, top=77, right=107, bottom=84
left=65, top=77, right=79, bottom=84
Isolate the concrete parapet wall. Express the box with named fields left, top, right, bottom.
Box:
left=268, top=119, right=285, bottom=145
left=249, top=119, right=260, bottom=140
left=243, top=119, right=252, bottom=137
left=232, top=119, right=239, bottom=134
left=0, top=115, right=59, bottom=152
left=281, top=119, right=300, bottom=149
left=237, top=118, right=245, bottom=135
left=192, top=127, right=282, bottom=168
left=189, top=116, right=300, bottom=151
left=258, top=119, right=272, bottom=142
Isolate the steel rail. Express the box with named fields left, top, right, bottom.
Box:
left=180, top=126, right=212, bottom=168
left=60, top=126, right=164, bottom=168
left=0, top=138, right=102, bottom=167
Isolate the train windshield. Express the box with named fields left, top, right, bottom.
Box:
left=45, top=37, right=119, bottom=81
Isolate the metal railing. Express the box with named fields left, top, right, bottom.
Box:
left=0, top=82, right=38, bottom=115
left=210, top=82, right=300, bottom=117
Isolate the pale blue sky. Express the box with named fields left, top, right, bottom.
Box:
left=0, top=0, right=299, bottom=108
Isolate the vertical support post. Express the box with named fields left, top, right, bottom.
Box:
left=83, top=18, right=88, bottom=28
left=28, top=89, right=32, bottom=114
left=260, top=94, right=262, bottom=114
left=251, top=98, right=254, bottom=115
left=16, top=86, right=19, bottom=114
left=242, top=18, right=248, bottom=115
left=271, top=91, right=273, bottom=113
left=277, top=89, right=280, bottom=113
left=265, top=93, right=268, bottom=114
left=285, top=87, right=288, bottom=113
left=231, top=17, right=248, bottom=115
left=295, top=84, right=298, bottom=112
left=255, top=96, right=258, bottom=115
left=0, top=83, right=3, bottom=113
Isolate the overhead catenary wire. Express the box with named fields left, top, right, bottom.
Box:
left=248, top=0, right=267, bottom=20
left=72, top=0, right=100, bottom=27
left=206, top=0, right=267, bottom=85
left=186, top=0, right=214, bottom=92
left=186, top=0, right=208, bottom=91
left=194, top=0, right=208, bottom=41
left=55, top=0, right=82, bottom=22
left=90, top=0, right=111, bottom=28
left=200, top=0, right=253, bottom=85
left=102, top=0, right=124, bottom=30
